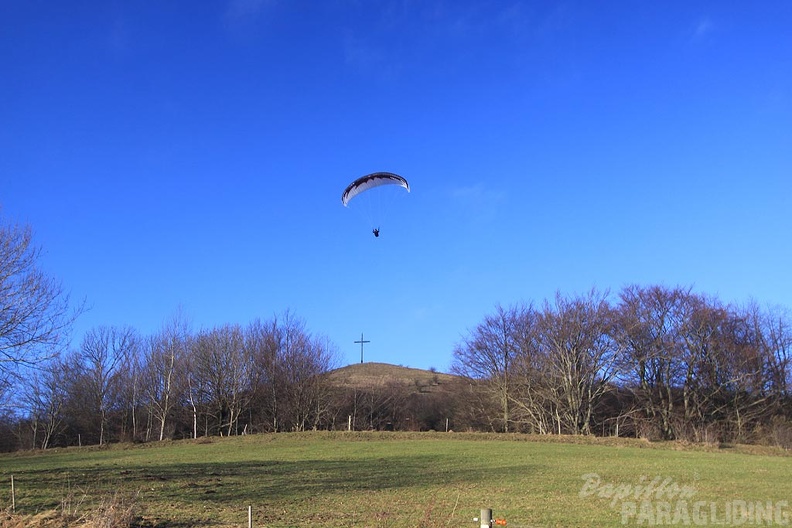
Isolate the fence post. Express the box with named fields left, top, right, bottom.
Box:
left=10, top=475, right=15, bottom=513
left=248, top=505, right=252, bottom=528
left=479, top=508, right=492, bottom=528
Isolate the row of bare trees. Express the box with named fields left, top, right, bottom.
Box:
left=3, top=284, right=791, bottom=450
left=451, top=286, right=792, bottom=444
left=4, top=311, right=337, bottom=450
left=4, top=315, right=470, bottom=451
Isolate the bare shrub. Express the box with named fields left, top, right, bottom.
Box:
left=60, top=483, right=89, bottom=521
left=770, top=417, right=792, bottom=450
left=83, top=490, right=140, bottom=528
left=56, top=487, right=140, bottom=528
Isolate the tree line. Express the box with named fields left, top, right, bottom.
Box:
left=3, top=312, right=345, bottom=450
left=451, top=287, right=792, bottom=446
left=2, top=214, right=791, bottom=450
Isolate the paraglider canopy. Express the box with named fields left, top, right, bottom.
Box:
left=341, top=172, right=410, bottom=207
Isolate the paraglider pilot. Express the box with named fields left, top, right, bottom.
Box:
left=372, top=228, right=380, bottom=237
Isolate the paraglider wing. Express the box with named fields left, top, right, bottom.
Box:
left=341, top=172, right=410, bottom=207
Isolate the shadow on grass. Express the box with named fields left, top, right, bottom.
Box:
left=134, top=453, right=504, bottom=503
left=12, top=453, right=532, bottom=526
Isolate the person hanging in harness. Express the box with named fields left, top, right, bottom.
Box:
left=372, top=228, right=380, bottom=238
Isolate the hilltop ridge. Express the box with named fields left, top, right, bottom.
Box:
left=327, top=362, right=459, bottom=391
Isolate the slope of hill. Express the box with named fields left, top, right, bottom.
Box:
left=327, top=362, right=460, bottom=392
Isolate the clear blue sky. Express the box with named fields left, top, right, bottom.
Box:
left=2, top=1, right=791, bottom=371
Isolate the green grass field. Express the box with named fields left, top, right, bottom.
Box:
left=1, top=432, right=790, bottom=527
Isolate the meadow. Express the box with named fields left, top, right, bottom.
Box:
left=1, top=432, right=790, bottom=527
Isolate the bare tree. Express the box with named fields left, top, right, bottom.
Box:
left=194, top=324, right=250, bottom=436
left=247, top=318, right=281, bottom=431
left=0, top=216, right=81, bottom=400
left=21, top=356, right=69, bottom=448
left=535, top=290, right=620, bottom=435
left=452, top=304, right=532, bottom=432
left=122, top=346, right=144, bottom=442
left=613, top=285, right=691, bottom=440
left=143, top=314, right=190, bottom=441
left=747, top=302, right=791, bottom=405
left=505, top=307, right=552, bottom=434
left=247, top=312, right=337, bottom=432
left=718, top=305, right=780, bottom=442
left=647, top=296, right=787, bottom=443
left=676, top=296, right=732, bottom=441
left=78, top=326, right=138, bottom=445
left=183, top=340, right=210, bottom=439
left=278, top=328, right=336, bottom=431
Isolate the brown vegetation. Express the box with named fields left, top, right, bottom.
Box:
left=327, top=362, right=458, bottom=391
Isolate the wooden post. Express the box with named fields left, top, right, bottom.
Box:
left=10, top=475, right=15, bottom=513
left=248, top=505, right=252, bottom=528
left=479, top=508, right=492, bottom=528
left=348, top=415, right=352, bottom=431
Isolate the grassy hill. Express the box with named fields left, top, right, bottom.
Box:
left=327, top=362, right=460, bottom=393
